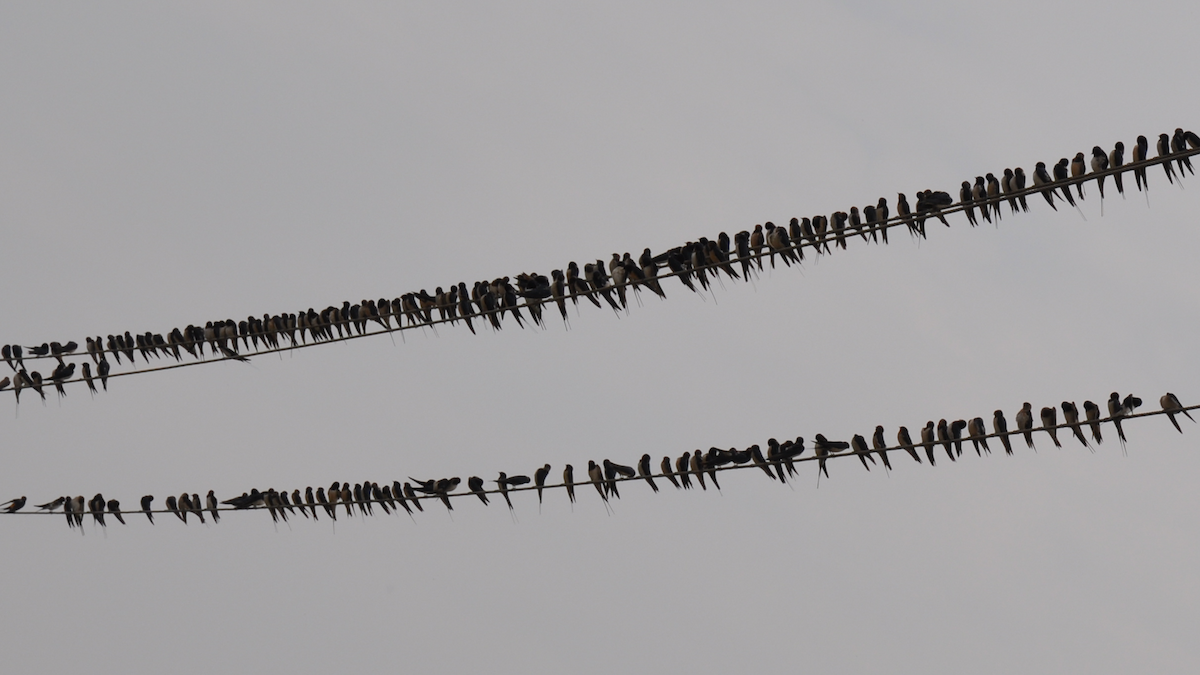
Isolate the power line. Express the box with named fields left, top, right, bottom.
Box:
left=3, top=142, right=1198, bottom=396
left=4, top=398, right=1194, bottom=522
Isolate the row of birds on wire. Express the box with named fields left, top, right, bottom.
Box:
left=4, top=391, right=1193, bottom=531
left=1, top=128, right=1197, bottom=406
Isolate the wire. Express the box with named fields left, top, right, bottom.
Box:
left=4, top=399, right=1195, bottom=521
left=4, top=143, right=1198, bottom=395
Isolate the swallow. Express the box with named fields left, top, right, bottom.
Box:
left=765, top=438, right=788, bottom=483
left=191, top=493, right=206, bottom=524
left=896, top=193, right=920, bottom=238
left=1070, top=152, right=1087, bottom=200
left=973, top=176, right=992, bottom=224
left=534, top=464, right=550, bottom=505
left=1083, top=400, right=1103, bottom=444
left=896, top=426, right=921, bottom=463
left=936, top=419, right=954, bottom=461
left=986, top=173, right=1003, bottom=221
left=71, top=495, right=84, bottom=527
left=403, top=483, right=423, bottom=512
left=1013, top=166, right=1030, bottom=212
left=0, top=376, right=8, bottom=391
left=992, top=410, right=1013, bottom=455
left=1033, top=162, right=1058, bottom=210
left=78, top=361, right=96, bottom=395
left=1107, top=392, right=1129, bottom=448
left=813, top=434, right=848, bottom=479
left=967, top=417, right=989, bottom=455
left=1052, top=158, right=1078, bottom=209
left=63, top=496, right=77, bottom=529
left=496, top=472, right=529, bottom=511
left=1091, top=146, right=1109, bottom=208
left=563, top=464, right=576, bottom=504
left=638, top=454, right=659, bottom=493
left=29, top=371, right=45, bottom=401
left=27, top=343, right=50, bottom=357
left=639, top=249, right=667, bottom=299
left=276, top=490, right=296, bottom=519
left=89, top=494, right=106, bottom=526
left=1133, top=135, right=1149, bottom=192
left=1123, top=394, right=1143, bottom=415
left=2, top=496, right=26, bottom=512
left=675, top=454, right=692, bottom=489
left=749, top=224, right=765, bottom=269
left=1160, top=392, right=1194, bottom=433
left=1158, top=133, right=1177, bottom=185
left=949, top=419, right=967, bottom=457
left=106, top=499, right=126, bottom=525
left=48, top=362, right=74, bottom=398
left=602, top=459, right=623, bottom=497
left=745, top=444, right=772, bottom=480
left=920, top=421, right=937, bottom=465
left=304, top=486, right=319, bottom=520
left=165, top=495, right=182, bottom=523
left=1173, top=129, right=1195, bottom=176
left=692, top=449, right=715, bottom=490
left=468, top=476, right=489, bottom=505
left=1, top=344, right=11, bottom=371
left=961, top=181, right=978, bottom=226
left=207, top=490, right=220, bottom=523
left=1109, top=142, right=1126, bottom=197
left=1040, top=406, right=1061, bottom=447
left=141, top=495, right=155, bottom=523
left=1061, top=402, right=1089, bottom=448
left=587, top=461, right=607, bottom=501
left=1015, top=403, right=1035, bottom=449
left=660, top=456, right=682, bottom=488
left=97, top=358, right=110, bottom=391
left=1001, top=168, right=1019, bottom=214
left=871, top=426, right=892, bottom=470
left=35, top=496, right=65, bottom=511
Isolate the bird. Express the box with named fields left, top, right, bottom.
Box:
left=1160, top=393, right=1195, bottom=433
left=1013, top=167, right=1030, bottom=212
left=1053, top=158, right=1078, bottom=208
left=949, top=419, right=968, bottom=458
left=993, top=410, right=1013, bottom=455
left=534, top=464, right=551, bottom=506
left=81, top=362, right=96, bottom=394
left=675, top=454, right=692, bottom=489
left=850, top=434, right=875, bottom=471
left=637, top=454, right=659, bottom=493
left=871, top=426, right=892, bottom=470
left=1107, top=392, right=1129, bottom=448
left=748, top=444, right=774, bottom=480
left=813, top=434, right=848, bottom=480
left=165, top=495, right=183, bottom=523
left=35, top=496, right=65, bottom=511
left=1015, top=403, right=1036, bottom=449
left=2, top=496, right=27, bottom=513
left=141, top=495, right=155, bottom=523
left=961, top=181, right=978, bottom=226
left=1083, top=400, right=1104, bottom=444
left=936, top=419, right=954, bottom=461
left=1071, top=152, right=1088, bottom=200
left=1133, top=135, right=1150, bottom=193
left=967, top=417, right=990, bottom=455
left=97, top=358, right=110, bottom=391
left=107, top=499, right=126, bottom=525
left=468, top=476, right=489, bottom=505
left=689, top=451, right=707, bottom=490
left=88, top=494, right=106, bottom=526
left=1061, top=402, right=1090, bottom=448
left=1158, top=133, right=1178, bottom=185
left=1172, top=128, right=1195, bottom=176
left=920, top=421, right=937, bottom=465
left=1040, top=406, right=1062, bottom=448
left=661, top=456, right=682, bottom=488
left=1091, top=146, right=1110, bottom=210
left=563, top=464, right=576, bottom=504
left=587, top=461, right=607, bottom=502
left=207, top=490, right=220, bottom=523
left=1033, top=162, right=1058, bottom=210
left=896, top=426, right=921, bottom=464
left=496, top=472, right=530, bottom=511
left=1109, top=141, right=1126, bottom=197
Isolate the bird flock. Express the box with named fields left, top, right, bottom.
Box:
left=3, top=392, right=1194, bottom=530
left=2, top=129, right=1198, bottom=404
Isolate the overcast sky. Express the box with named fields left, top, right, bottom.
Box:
left=3, top=3, right=1200, bottom=673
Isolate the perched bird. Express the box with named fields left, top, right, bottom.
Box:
left=1172, top=128, right=1195, bottom=176
left=141, top=495, right=155, bottom=524
left=1040, top=406, right=1062, bottom=447
left=967, top=417, right=990, bottom=455
left=1091, top=146, right=1110, bottom=210
left=534, top=464, right=551, bottom=505
left=89, top=494, right=106, bottom=526
left=1033, top=162, right=1058, bottom=210
left=1133, top=135, right=1150, bottom=193
left=675, top=454, right=692, bottom=489
left=1061, top=402, right=1090, bottom=448
left=920, top=421, right=937, bottom=465
left=993, top=410, right=1013, bottom=455
left=813, top=434, right=848, bottom=479
left=936, top=419, right=954, bottom=461
left=661, top=456, right=682, bottom=489
left=1015, top=403, right=1035, bottom=449
left=1158, top=133, right=1178, bottom=185
left=896, top=426, right=922, bottom=464
left=107, top=499, right=126, bottom=525
left=689, top=451, right=707, bottom=490
left=1109, top=141, right=1126, bottom=197
left=1053, top=158, right=1078, bottom=208
left=1070, top=152, right=1088, bottom=200
left=1160, top=392, right=1194, bottom=433
left=82, top=362, right=96, bottom=394
left=587, top=461, right=607, bottom=501
left=468, top=476, right=489, bottom=505
left=851, top=434, right=875, bottom=471
left=98, top=358, right=110, bottom=391
left=563, top=464, right=576, bottom=504
left=2, top=496, right=27, bottom=513
left=871, top=426, right=892, bottom=470
left=35, top=496, right=65, bottom=511
left=949, top=419, right=967, bottom=458
left=749, top=444, right=775, bottom=480
left=207, top=490, right=220, bottom=523
left=496, top=472, right=530, bottom=511
left=637, top=454, right=659, bottom=493
left=1083, top=400, right=1103, bottom=444
left=961, top=181, right=978, bottom=226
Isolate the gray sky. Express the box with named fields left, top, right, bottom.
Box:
left=2, top=3, right=1199, bottom=673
